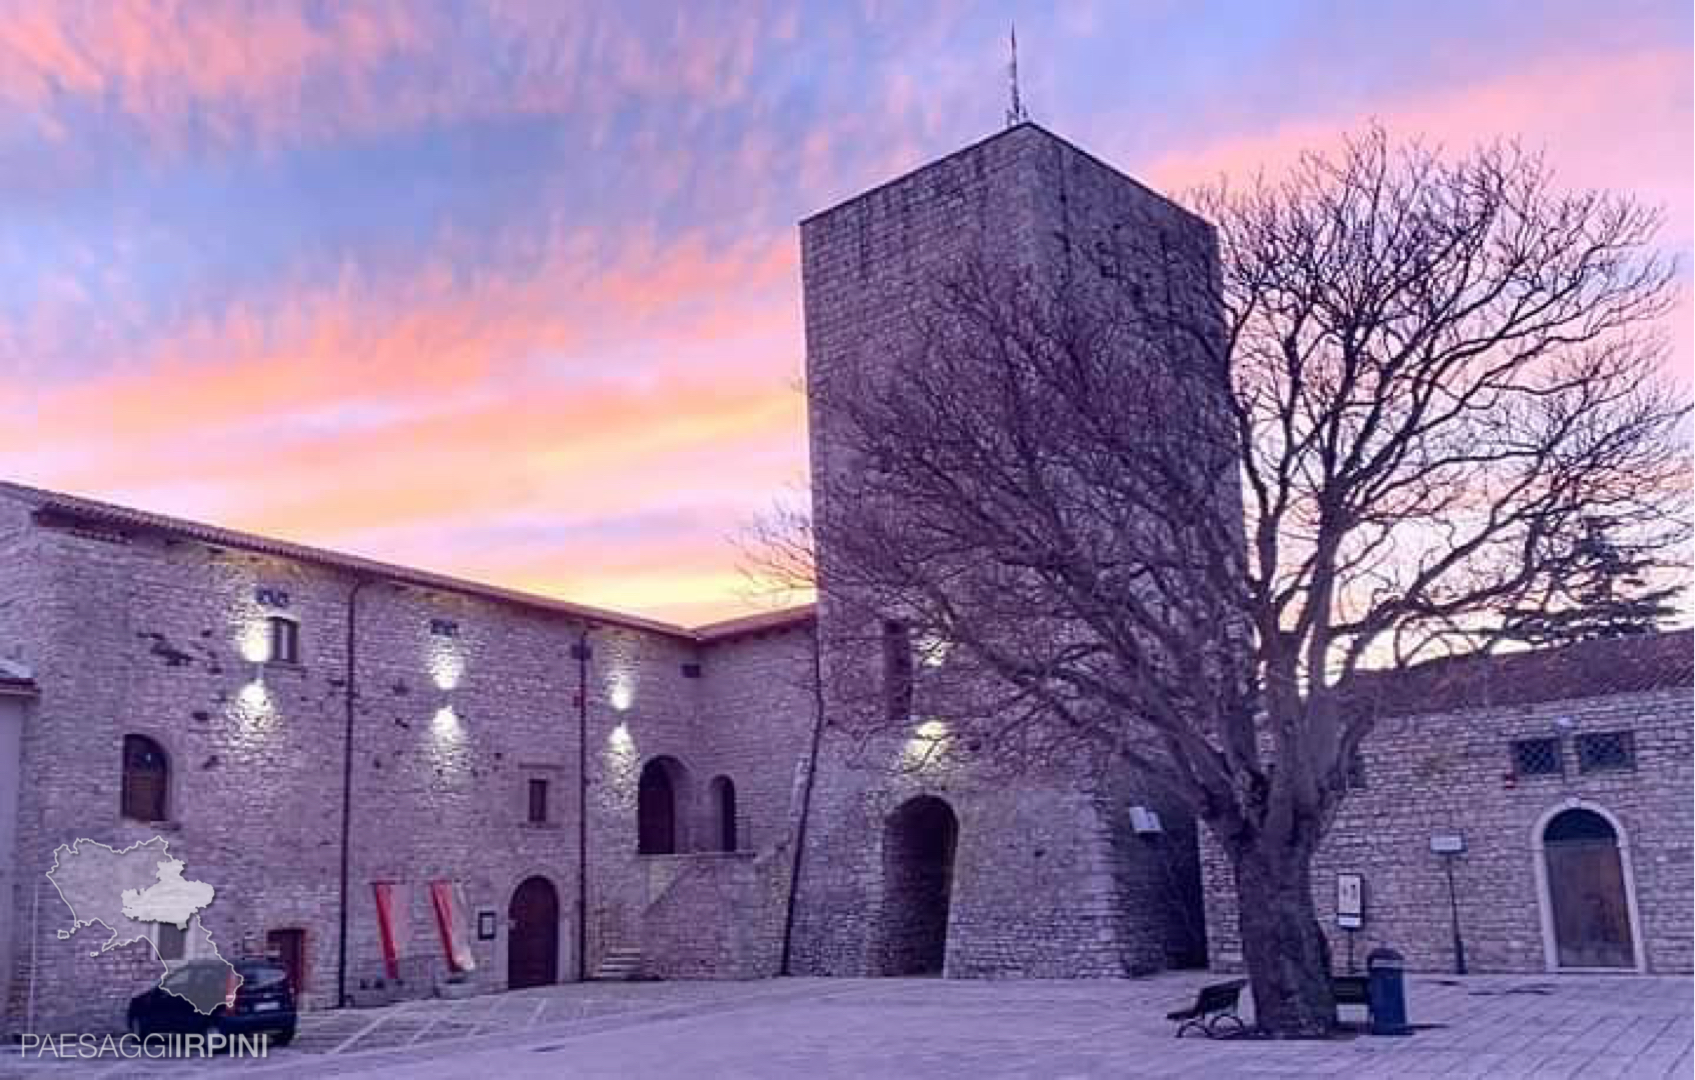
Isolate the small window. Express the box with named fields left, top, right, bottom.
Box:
left=710, top=776, right=737, bottom=852
left=1575, top=731, right=1635, bottom=774
left=527, top=779, right=549, bottom=824
left=122, top=734, right=169, bottom=822
left=882, top=620, right=914, bottom=724
left=153, top=921, right=187, bottom=962
left=267, top=616, right=299, bottom=665
left=157, top=922, right=186, bottom=962
left=1511, top=737, right=1563, bottom=778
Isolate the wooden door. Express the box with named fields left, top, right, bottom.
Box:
left=1545, top=810, right=1635, bottom=969
left=266, top=928, right=305, bottom=994
left=507, top=877, right=559, bottom=989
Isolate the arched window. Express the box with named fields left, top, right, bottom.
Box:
left=122, top=735, right=169, bottom=822
left=709, top=776, right=737, bottom=852
left=637, top=757, right=691, bottom=854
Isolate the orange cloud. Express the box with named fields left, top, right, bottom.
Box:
left=4, top=215, right=808, bottom=622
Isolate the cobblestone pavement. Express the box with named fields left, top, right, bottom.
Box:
left=4, top=972, right=1690, bottom=1078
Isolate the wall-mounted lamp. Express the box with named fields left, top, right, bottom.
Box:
left=1129, top=806, right=1164, bottom=835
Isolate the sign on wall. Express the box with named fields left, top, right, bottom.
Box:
left=1336, top=872, right=1364, bottom=929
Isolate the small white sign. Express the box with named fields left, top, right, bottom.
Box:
left=1336, top=872, right=1364, bottom=929
left=1430, top=833, right=1466, bottom=855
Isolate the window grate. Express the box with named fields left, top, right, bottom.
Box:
left=527, top=779, right=549, bottom=824
left=1575, top=731, right=1635, bottom=773
left=1510, top=737, right=1562, bottom=778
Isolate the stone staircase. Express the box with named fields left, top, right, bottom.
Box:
left=590, top=944, right=646, bottom=981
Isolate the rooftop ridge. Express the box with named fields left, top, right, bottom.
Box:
left=799, top=121, right=1207, bottom=230
left=0, top=479, right=811, bottom=643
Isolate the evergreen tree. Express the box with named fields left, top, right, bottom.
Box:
left=1501, top=518, right=1683, bottom=644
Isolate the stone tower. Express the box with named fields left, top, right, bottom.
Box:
left=790, top=124, right=1217, bottom=977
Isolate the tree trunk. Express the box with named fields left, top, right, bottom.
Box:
left=1233, top=845, right=1335, bottom=1037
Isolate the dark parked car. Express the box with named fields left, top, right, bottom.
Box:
left=127, top=958, right=296, bottom=1046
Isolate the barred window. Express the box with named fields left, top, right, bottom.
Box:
left=527, top=779, right=549, bottom=824
left=1575, top=731, right=1635, bottom=774
left=1511, top=737, right=1562, bottom=778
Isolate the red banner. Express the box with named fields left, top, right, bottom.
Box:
left=429, top=879, right=476, bottom=973
left=372, top=881, right=410, bottom=979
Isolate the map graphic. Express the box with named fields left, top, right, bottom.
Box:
left=46, top=837, right=241, bottom=1014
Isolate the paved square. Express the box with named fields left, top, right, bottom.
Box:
left=7, top=972, right=1685, bottom=1079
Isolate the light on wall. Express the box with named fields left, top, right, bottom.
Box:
left=902, top=718, right=949, bottom=769
left=239, top=679, right=269, bottom=709
left=238, top=623, right=270, bottom=664
left=608, top=675, right=633, bottom=712
left=433, top=705, right=461, bottom=737
left=428, top=645, right=464, bottom=692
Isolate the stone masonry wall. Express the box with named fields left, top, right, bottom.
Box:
left=0, top=496, right=827, bottom=1032
left=797, top=123, right=1215, bottom=979
left=1202, top=687, right=1694, bottom=976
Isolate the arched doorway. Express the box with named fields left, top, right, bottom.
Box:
left=709, top=775, right=737, bottom=852
left=507, top=876, right=559, bottom=989
left=1538, top=806, right=1640, bottom=970
left=637, top=756, right=691, bottom=854
left=875, top=795, right=958, bottom=975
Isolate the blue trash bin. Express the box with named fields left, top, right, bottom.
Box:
left=1366, top=947, right=1410, bottom=1035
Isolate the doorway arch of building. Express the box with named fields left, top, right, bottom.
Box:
left=874, top=794, right=959, bottom=976
left=507, top=875, right=561, bottom=989
left=1530, top=799, right=1645, bottom=972
left=637, top=755, right=693, bottom=854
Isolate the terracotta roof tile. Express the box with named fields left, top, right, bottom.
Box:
left=1349, top=630, right=1693, bottom=717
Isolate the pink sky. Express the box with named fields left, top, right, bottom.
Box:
left=1, top=1, right=1689, bottom=624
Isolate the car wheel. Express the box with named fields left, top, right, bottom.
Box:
left=270, top=1026, right=295, bottom=1048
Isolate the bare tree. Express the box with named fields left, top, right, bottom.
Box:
left=757, top=129, right=1688, bottom=1036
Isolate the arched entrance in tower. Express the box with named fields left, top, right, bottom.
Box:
left=507, top=876, right=559, bottom=989
left=1540, top=806, right=1638, bottom=969
left=875, top=795, right=959, bottom=975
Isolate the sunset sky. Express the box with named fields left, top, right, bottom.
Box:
left=2, top=1, right=1690, bottom=625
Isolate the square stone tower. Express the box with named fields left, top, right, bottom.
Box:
left=792, top=124, right=1218, bottom=977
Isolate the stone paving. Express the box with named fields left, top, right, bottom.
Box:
left=4, top=972, right=1689, bottom=1078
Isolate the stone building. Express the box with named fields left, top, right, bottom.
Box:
left=1203, top=631, right=1693, bottom=977
left=0, top=479, right=822, bottom=1032
left=0, top=122, right=1688, bottom=1034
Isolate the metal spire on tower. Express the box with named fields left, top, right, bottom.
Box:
left=1006, top=23, right=1028, bottom=127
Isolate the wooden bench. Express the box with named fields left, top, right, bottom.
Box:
left=1166, top=979, right=1248, bottom=1038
